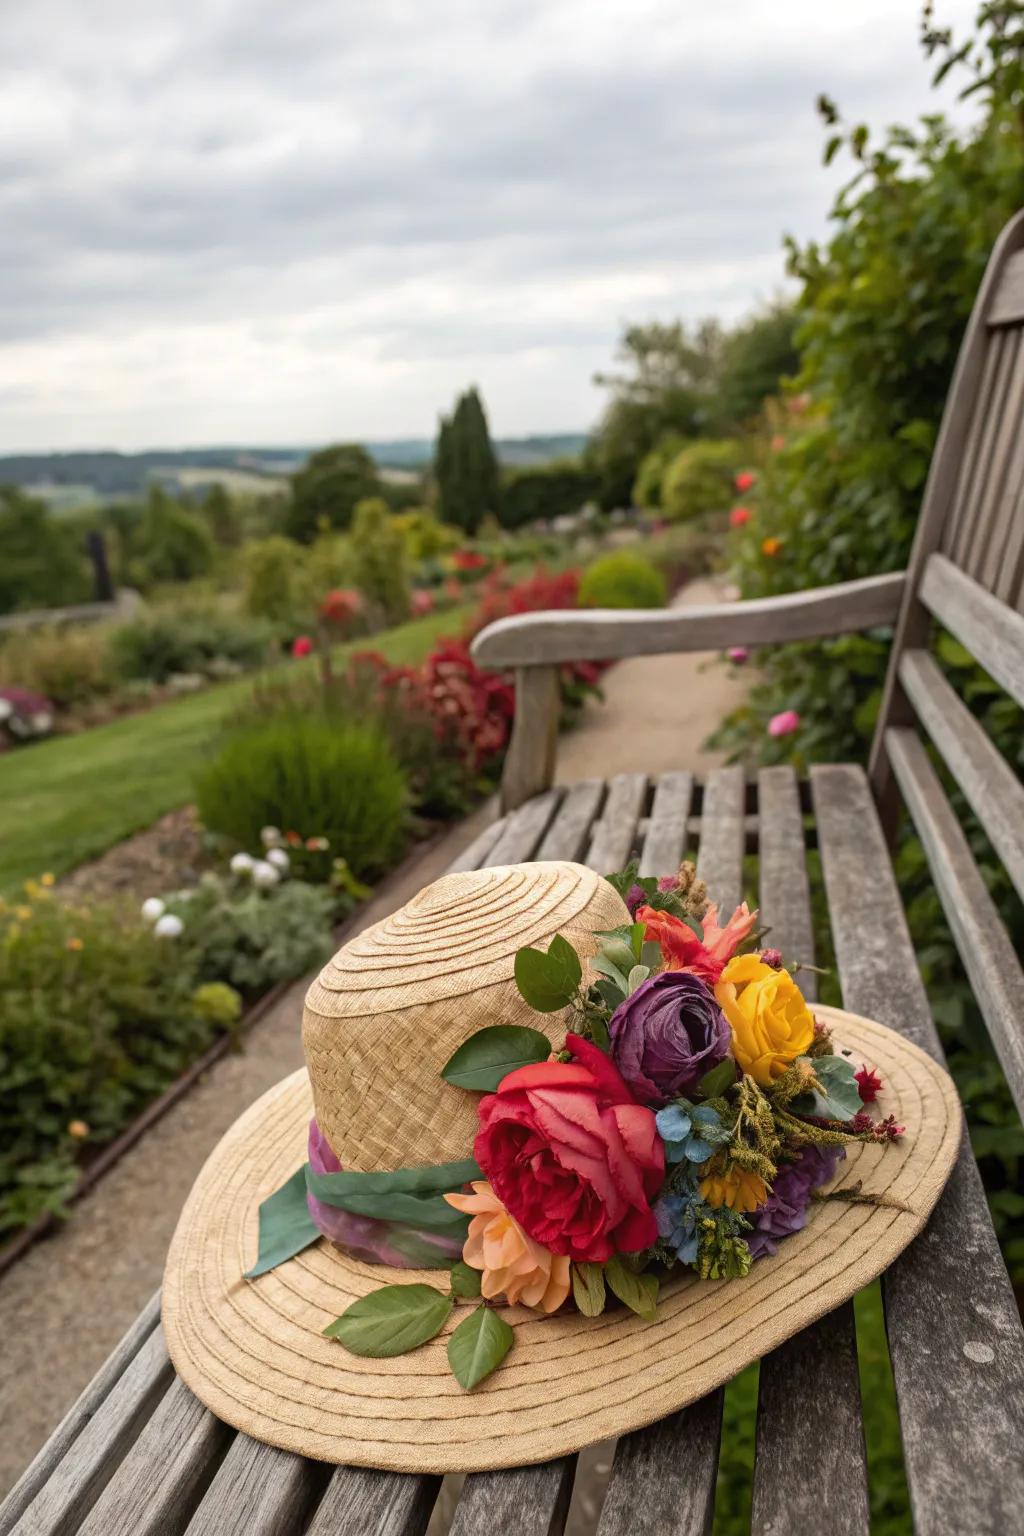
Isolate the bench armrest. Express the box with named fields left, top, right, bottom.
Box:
left=471, top=571, right=906, bottom=668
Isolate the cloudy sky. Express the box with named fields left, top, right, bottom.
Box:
left=0, top=0, right=979, bottom=453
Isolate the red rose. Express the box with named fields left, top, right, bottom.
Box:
left=474, top=1034, right=663, bottom=1263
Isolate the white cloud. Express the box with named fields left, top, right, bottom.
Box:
left=0, top=0, right=981, bottom=449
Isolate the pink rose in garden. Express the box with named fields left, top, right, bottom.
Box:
left=291, top=635, right=314, bottom=658
left=768, top=710, right=800, bottom=737
left=411, top=589, right=434, bottom=615
left=728, top=646, right=749, bottom=664
left=729, top=506, right=751, bottom=528
left=735, top=471, right=756, bottom=492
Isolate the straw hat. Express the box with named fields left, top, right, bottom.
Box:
left=163, top=860, right=961, bottom=1474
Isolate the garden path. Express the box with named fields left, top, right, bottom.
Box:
left=0, top=571, right=745, bottom=1501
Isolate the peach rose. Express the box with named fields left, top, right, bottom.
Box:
left=444, top=1181, right=570, bottom=1312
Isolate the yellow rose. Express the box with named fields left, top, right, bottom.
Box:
left=715, top=954, right=815, bottom=1085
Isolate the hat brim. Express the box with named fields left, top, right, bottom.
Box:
left=163, top=1005, right=960, bottom=1474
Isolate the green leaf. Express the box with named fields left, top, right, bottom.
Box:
left=791, top=1053, right=862, bottom=1122
left=592, top=953, right=630, bottom=993
left=447, top=1304, right=515, bottom=1389
left=449, top=1260, right=482, bottom=1299
left=605, top=1256, right=659, bottom=1321
left=640, top=941, right=663, bottom=971
left=594, top=978, right=626, bottom=1012
left=514, top=934, right=583, bottom=1012
left=441, top=1025, right=551, bottom=1091
left=627, top=964, right=650, bottom=993
left=245, top=1164, right=320, bottom=1279
left=571, top=1262, right=607, bottom=1317
left=305, top=1157, right=479, bottom=1233
left=324, top=1283, right=453, bottom=1357
left=598, top=939, right=639, bottom=975
left=697, top=1059, right=737, bottom=1099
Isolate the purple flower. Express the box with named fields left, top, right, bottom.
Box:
left=608, top=972, right=731, bottom=1106
left=625, top=883, right=647, bottom=916
left=746, top=1145, right=845, bottom=1260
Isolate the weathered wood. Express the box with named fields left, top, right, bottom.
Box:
left=898, top=648, right=1024, bottom=902
left=987, top=246, right=1024, bottom=325
left=812, top=762, right=1024, bottom=1536
left=535, top=779, right=606, bottom=862
left=886, top=726, right=1024, bottom=1120
left=472, top=573, right=906, bottom=669
left=596, top=1391, right=722, bottom=1536
left=638, top=770, right=693, bottom=878
left=949, top=329, right=1017, bottom=574
left=9, top=1324, right=174, bottom=1536
left=0, top=1293, right=162, bottom=1536
left=445, top=814, right=505, bottom=873
left=184, top=1436, right=329, bottom=1536
left=77, top=1377, right=231, bottom=1536
left=484, top=787, right=563, bottom=866
left=450, top=1458, right=575, bottom=1536
left=695, top=764, right=745, bottom=912
left=305, top=1467, right=439, bottom=1536
left=585, top=773, right=647, bottom=873
left=973, top=333, right=1024, bottom=593
left=919, top=552, right=1024, bottom=710
left=750, top=766, right=870, bottom=1536
left=501, top=665, right=560, bottom=811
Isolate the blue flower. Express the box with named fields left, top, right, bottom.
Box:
left=655, top=1191, right=702, bottom=1265
left=655, top=1102, right=721, bottom=1166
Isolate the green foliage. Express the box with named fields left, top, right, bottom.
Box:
left=605, top=1255, right=659, bottom=1319
left=716, top=305, right=798, bottom=426
left=285, top=443, right=381, bottom=541
left=0, top=623, right=115, bottom=706
left=325, top=1283, right=453, bottom=1357
left=166, top=876, right=337, bottom=995
left=110, top=607, right=272, bottom=684
left=578, top=551, right=667, bottom=609
left=0, top=488, right=92, bottom=615
left=447, top=1303, right=514, bottom=1388
left=513, top=934, right=583, bottom=1012
left=130, top=488, right=216, bottom=587
left=440, top=1025, right=552, bottom=1091
left=392, top=507, right=460, bottom=560
left=0, top=889, right=216, bottom=1235
left=661, top=439, right=741, bottom=523
left=243, top=535, right=309, bottom=625
left=435, top=386, right=501, bottom=533
left=195, top=715, right=409, bottom=880
left=632, top=434, right=689, bottom=511
left=499, top=458, right=598, bottom=528
left=349, top=498, right=411, bottom=623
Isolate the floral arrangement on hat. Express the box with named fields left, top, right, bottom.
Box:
left=248, top=860, right=904, bottom=1391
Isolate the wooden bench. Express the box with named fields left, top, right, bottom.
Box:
left=4, top=219, right=1024, bottom=1536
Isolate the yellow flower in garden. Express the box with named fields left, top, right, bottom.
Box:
left=15, top=905, right=32, bottom=922
left=40, top=872, right=55, bottom=887
left=715, top=953, right=816, bottom=1085
left=66, top=936, right=84, bottom=952
left=24, top=879, right=40, bottom=899
left=68, top=1119, right=90, bottom=1139
left=761, top=536, right=782, bottom=557
left=700, top=1166, right=768, bottom=1213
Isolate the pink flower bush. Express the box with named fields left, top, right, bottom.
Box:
left=768, top=710, right=800, bottom=737
left=411, top=589, right=434, bottom=616
left=291, top=635, right=314, bottom=658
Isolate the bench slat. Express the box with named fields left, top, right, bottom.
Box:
left=638, top=770, right=693, bottom=878
left=9, top=1324, right=174, bottom=1536
left=483, top=788, right=563, bottom=866
left=596, top=1393, right=722, bottom=1536
left=0, top=1293, right=162, bottom=1536
left=886, top=725, right=1024, bottom=1119
left=77, top=1378, right=231, bottom=1536
left=445, top=815, right=506, bottom=873
left=898, top=648, right=1024, bottom=903
left=812, top=763, right=1024, bottom=1536
left=920, top=553, right=1024, bottom=710
left=751, top=767, right=870, bottom=1536
left=535, top=779, right=606, bottom=862
left=450, top=1458, right=575, bottom=1536
left=696, top=764, right=745, bottom=913
left=585, top=773, right=647, bottom=873
left=184, top=1435, right=329, bottom=1536
left=305, top=1467, right=440, bottom=1536
left=987, top=247, right=1024, bottom=326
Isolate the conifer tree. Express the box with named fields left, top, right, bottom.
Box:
left=434, top=386, right=500, bottom=532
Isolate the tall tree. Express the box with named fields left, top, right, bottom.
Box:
left=434, top=387, right=500, bottom=533
left=286, top=443, right=380, bottom=542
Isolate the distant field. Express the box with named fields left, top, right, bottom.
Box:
left=167, top=466, right=287, bottom=497
left=0, top=605, right=471, bottom=895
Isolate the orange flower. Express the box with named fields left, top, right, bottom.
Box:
left=761, top=536, right=782, bottom=557
left=68, top=1119, right=90, bottom=1139
left=700, top=1166, right=768, bottom=1213
left=66, top=936, right=84, bottom=952
left=444, top=1181, right=570, bottom=1312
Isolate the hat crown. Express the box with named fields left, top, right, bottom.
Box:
left=302, top=860, right=630, bottom=1172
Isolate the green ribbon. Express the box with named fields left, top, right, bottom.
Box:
left=305, top=1156, right=480, bottom=1235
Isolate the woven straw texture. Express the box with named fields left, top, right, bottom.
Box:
left=163, top=1005, right=961, bottom=1474
left=302, top=861, right=629, bottom=1171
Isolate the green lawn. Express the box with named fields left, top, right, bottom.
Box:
left=0, top=606, right=470, bottom=894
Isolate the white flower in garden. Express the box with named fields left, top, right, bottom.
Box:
left=266, top=848, right=290, bottom=872
left=230, top=852, right=255, bottom=876
left=141, top=897, right=166, bottom=924
left=154, top=913, right=184, bottom=939
left=251, top=859, right=280, bottom=889
left=260, top=826, right=282, bottom=848
left=0, top=699, right=12, bottom=721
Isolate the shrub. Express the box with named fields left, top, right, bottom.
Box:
left=349, top=498, right=411, bottom=623
left=0, top=624, right=114, bottom=706
left=0, top=489, right=92, bottom=616
left=110, top=608, right=272, bottom=684
left=243, top=535, right=310, bottom=625
left=499, top=459, right=599, bottom=529
left=632, top=435, right=689, bottom=511
left=393, top=508, right=460, bottom=561
left=285, top=444, right=381, bottom=541
left=165, top=876, right=337, bottom=995
left=0, top=886, right=214, bottom=1234
left=130, top=490, right=216, bottom=588
left=661, top=438, right=741, bottom=522
left=578, top=552, right=667, bottom=609
left=196, top=716, right=409, bottom=879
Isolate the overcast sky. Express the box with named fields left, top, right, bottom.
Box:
left=0, top=0, right=980, bottom=453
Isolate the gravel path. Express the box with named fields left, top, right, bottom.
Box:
left=0, top=574, right=745, bottom=1500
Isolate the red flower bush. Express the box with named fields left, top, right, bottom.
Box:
left=474, top=1033, right=664, bottom=1262
left=319, top=589, right=363, bottom=627
left=452, top=549, right=488, bottom=572
left=730, top=505, right=752, bottom=529
left=291, top=635, right=314, bottom=658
